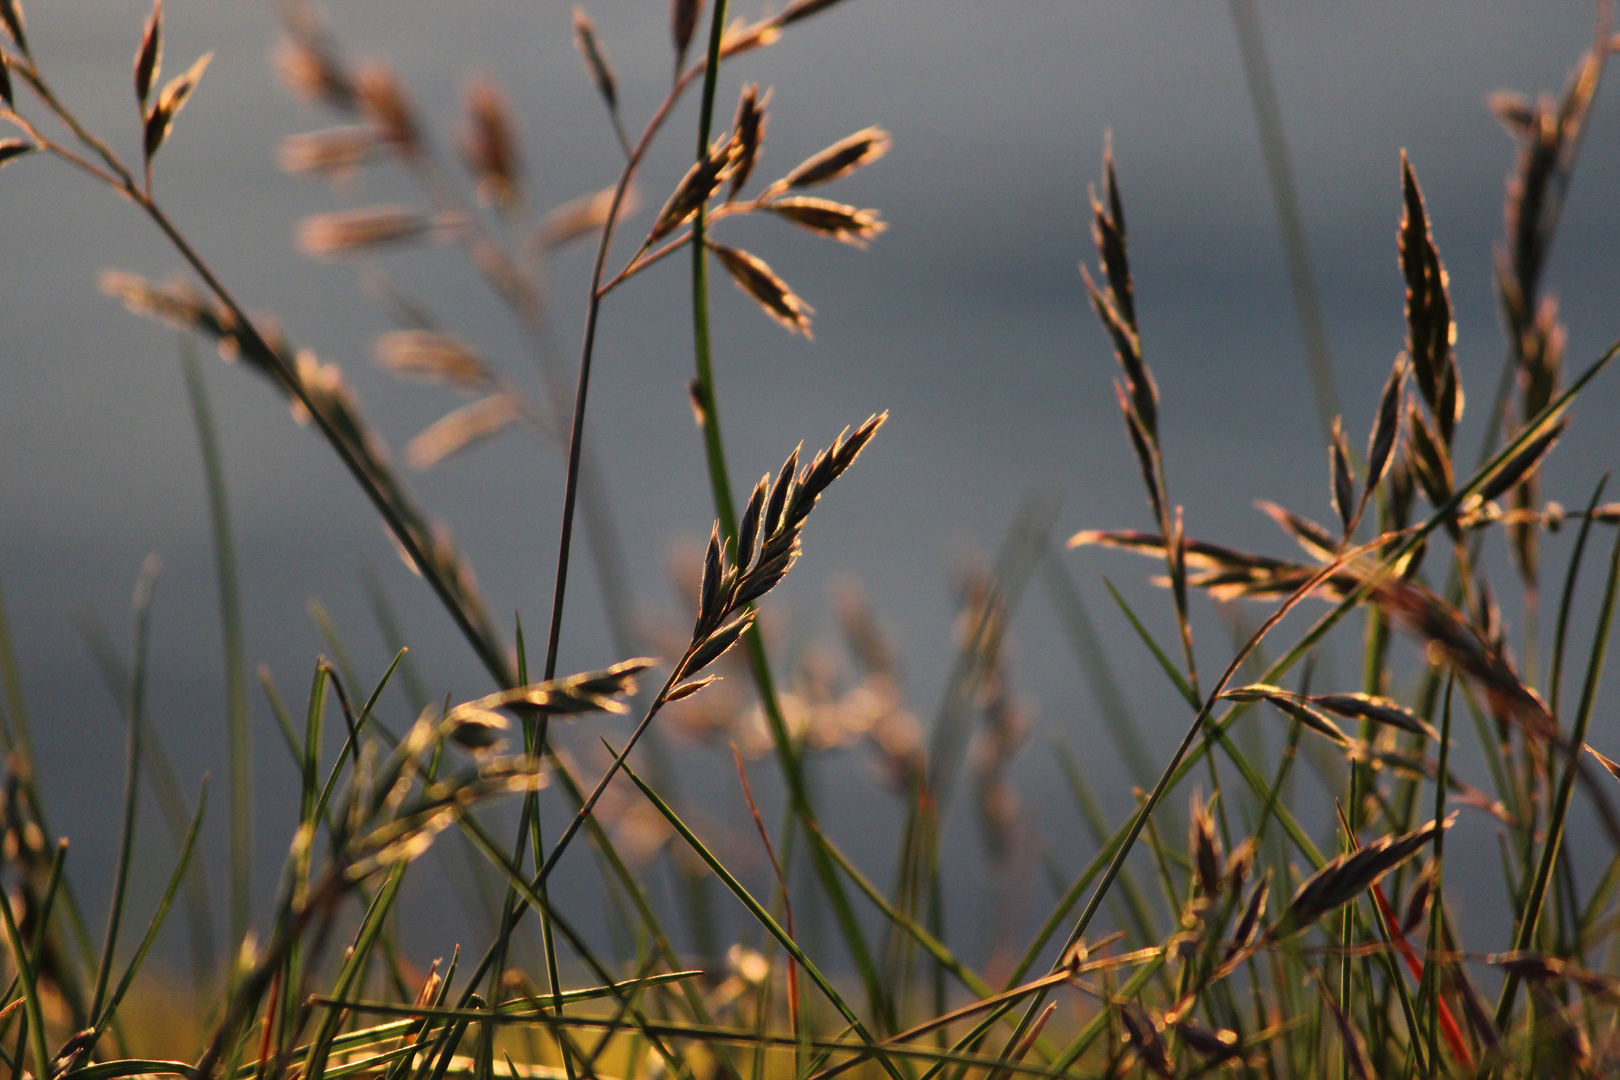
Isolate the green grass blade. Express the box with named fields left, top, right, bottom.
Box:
left=181, top=338, right=252, bottom=963
left=94, top=779, right=208, bottom=1041
left=301, top=661, right=331, bottom=826
left=1040, top=549, right=1154, bottom=789
left=1498, top=508, right=1620, bottom=1025
left=0, top=839, right=51, bottom=1079
left=362, top=568, right=431, bottom=714
left=89, top=556, right=160, bottom=1027
left=1102, top=576, right=1200, bottom=709
left=1549, top=479, right=1609, bottom=718
left=75, top=606, right=219, bottom=991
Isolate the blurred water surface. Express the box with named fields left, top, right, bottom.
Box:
left=1, top=2, right=1618, bottom=973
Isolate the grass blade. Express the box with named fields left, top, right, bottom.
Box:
left=89, top=555, right=160, bottom=1027
left=1497, top=499, right=1620, bottom=1024
left=181, top=337, right=252, bottom=959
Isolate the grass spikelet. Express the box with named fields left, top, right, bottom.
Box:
left=671, top=0, right=701, bottom=71
left=1477, top=416, right=1565, bottom=503
left=296, top=205, right=432, bottom=258
left=1363, top=353, right=1406, bottom=497
left=719, top=15, right=782, bottom=58
left=274, top=10, right=354, bottom=108
left=729, top=83, right=769, bottom=199
left=355, top=62, right=419, bottom=154
left=0, top=137, right=37, bottom=170
left=1329, top=416, right=1355, bottom=537
left=1277, top=814, right=1454, bottom=934
left=278, top=126, right=380, bottom=178
left=133, top=0, right=161, bottom=110
left=0, top=0, right=25, bottom=51
left=538, top=183, right=637, bottom=251
left=767, top=197, right=886, bottom=246
left=711, top=242, right=814, bottom=337
left=780, top=0, right=850, bottom=27
left=406, top=394, right=523, bottom=470
left=142, top=50, right=211, bottom=163
left=1400, top=152, right=1461, bottom=442
left=572, top=7, right=618, bottom=113
left=375, top=329, right=491, bottom=390
left=781, top=126, right=890, bottom=189
left=459, top=74, right=522, bottom=212
left=651, top=137, right=739, bottom=242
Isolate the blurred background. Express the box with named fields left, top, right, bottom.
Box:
left=2, top=1, right=1619, bottom=981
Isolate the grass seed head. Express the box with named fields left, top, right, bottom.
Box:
left=279, top=126, right=381, bottom=179
left=712, top=242, right=814, bottom=337
left=651, top=137, right=740, bottom=242
left=460, top=75, right=522, bottom=212
left=729, top=83, right=769, bottom=199
left=134, top=0, right=162, bottom=109
left=375, top=329, right=491, bottom=390
left=356, top=63, right=419, bottom=154
left=297, top=205, right=431, bottom=258
left=406, top=394, right=523, bottom=471
left=782, top=126, right=890, bottom=189
left=539, top=184, right=637, bottom=252
left=572, top=7, right=617, bottom=113
left=768, top=197, right=886, bottom=247
left=671, top=0, right=701, bottom=68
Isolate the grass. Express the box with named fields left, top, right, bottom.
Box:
left=2, top=1, right=1620, bottom=1078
